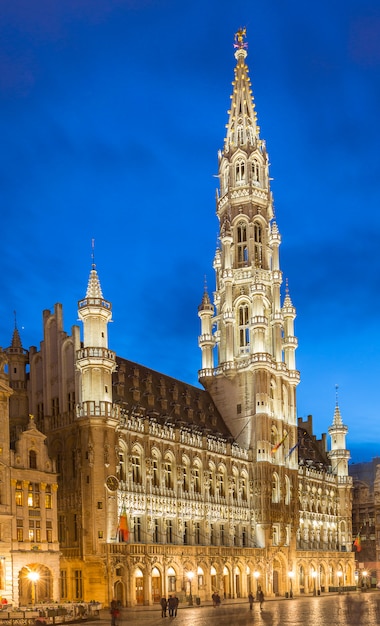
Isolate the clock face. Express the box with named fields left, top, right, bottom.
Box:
left=106, top=475, right=119, bottom=491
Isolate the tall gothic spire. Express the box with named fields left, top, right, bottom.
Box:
left=199, top=30, right=299, bottom=455
left=225, top=28, right=261, bottom=151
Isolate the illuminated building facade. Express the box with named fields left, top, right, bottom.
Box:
left=1, top=30, right=355, bottom=606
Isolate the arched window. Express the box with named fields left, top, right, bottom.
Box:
left=235, top=158, right=245, bottom=185
left=119, top=450, right=126, bottom=483
left=285, top=475, right=291, bottom=505
left=193, top=463, right=201, bottom=494
left=131, top=452, right=142, bottom=485
left=163, top=457, right=173, bottom=489
left=237, top=222, right=248, bottom=266
left=222, top=167, right=229, bottom=195
left=29, top=450, right=37, bottom=469
left=217, top=467, right=226, bottom=498
left=238, top=304, right=250, bottom=353
left=251, top=159, right=260, bottom=184
left=182, top=457, right=190, bottom=492
left=254, top=222, right=263, bottom=268
left=241, top=473, right=248, bottom=501
left=152, top=454, right=159, bottom=487
left=272, top=473, right=280, bottom=503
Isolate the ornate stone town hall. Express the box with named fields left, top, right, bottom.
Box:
left=0, top=30, right=355, bottom=606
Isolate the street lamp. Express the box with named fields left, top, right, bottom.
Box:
left=337, top=570, right=342, bottom=594
left=253, top=571, right=260, bottom=600
left=187, top=571, right=194, bottom=606
left=311, top=571, right=317, bottom=596
left=27, top=571, right=40, bottom=605
left=288, top=571, right=294, bottom=598
left=362, top=570, right=368, bottom=591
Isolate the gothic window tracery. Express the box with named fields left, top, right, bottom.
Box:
left=235, top=158, right=246, bottom=185
left=238, top=303, right=250, bottom=353
left=251, top=159, right=260, bottom=184
left=163, top=455, right=173, bottom=490
left=254, top=221, right=263, bottom=268
left=272, top=473, right=280, bottom=503
left=131, top=450, right=142, bottom=485
left=237, top=222, right=248, bottom=267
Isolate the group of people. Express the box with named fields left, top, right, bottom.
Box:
left=160, top=595, right=179, bottom=617
left=248, top=589, right=265, bottom=611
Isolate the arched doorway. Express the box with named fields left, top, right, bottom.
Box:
left=19, top=565, right=53, bottom=606
left=234, top=566, right=241, bottom=598
left=222, top=565, right=230, bottom=599
left=151, top=567, right=161, bottom=603
left=114, top=580, right=125, bottom=606
left=134, top=569, right=144, bottom=605
left=273, top=570, right=279, bottom=595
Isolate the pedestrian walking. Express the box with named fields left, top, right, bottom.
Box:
left=174, top=595, right=179, bottom=616
left=110, top=599, right=119, bottom=626
left=248, top=592, right=254, bottom=610
left=160, top=596, right=167, bottom=618
left=258, top=590, right=264, bottom=610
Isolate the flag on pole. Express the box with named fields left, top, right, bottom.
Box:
left=271, top=432, right=289, bottom=455
left=353, top=534, right=362, bottom=552
left=118, top=510, right=129, bottom=542
left=285, top=442, right=299, bottom=460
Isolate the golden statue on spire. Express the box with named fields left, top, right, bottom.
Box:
left=234, top=27, right=247, bottom=49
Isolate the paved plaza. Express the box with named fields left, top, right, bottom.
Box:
left=98, top=592, right=380, bottom=626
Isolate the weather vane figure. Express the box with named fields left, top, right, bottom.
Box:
left=234, top=27, right=248, bottom=49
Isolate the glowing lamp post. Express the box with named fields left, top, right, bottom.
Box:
left=254, top=571, right=260, bottom=600
left=312, top=570, right=317, bottom=596
left=187, top=571, right=194, bottom=606
left=363, top=570, right=368, bottom=591
left=288, top=571, right=294, bottom=598
left=337, top=570, right=343, bottom=594
left=28, top=571, right=40, bottom=605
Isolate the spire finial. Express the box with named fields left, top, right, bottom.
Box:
left=234, top=28, right=248, bottom=50
left=285, top=278, right=289, bottom=296
left=13, top=310, right=17, bottom=330
left=335, top=384, right=339, bottom=407
left=91, top=238, right=95, bottom=269
left=204, top=275, right=208, bottom=293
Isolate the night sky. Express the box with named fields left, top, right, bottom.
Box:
left=1, top=1, right=380, bottom=463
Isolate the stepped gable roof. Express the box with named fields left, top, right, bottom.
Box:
left=113, top=356, right=232, bottom=439
left=297, top=421, right=330, bottom=470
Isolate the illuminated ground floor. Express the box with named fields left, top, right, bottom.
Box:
left=57, top=544, right=356, bottom=607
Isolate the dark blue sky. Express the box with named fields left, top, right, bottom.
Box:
left=1, top=1, right=380, bottom=463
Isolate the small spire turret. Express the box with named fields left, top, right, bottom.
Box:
left=328, top=386, right=350, bottom=476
